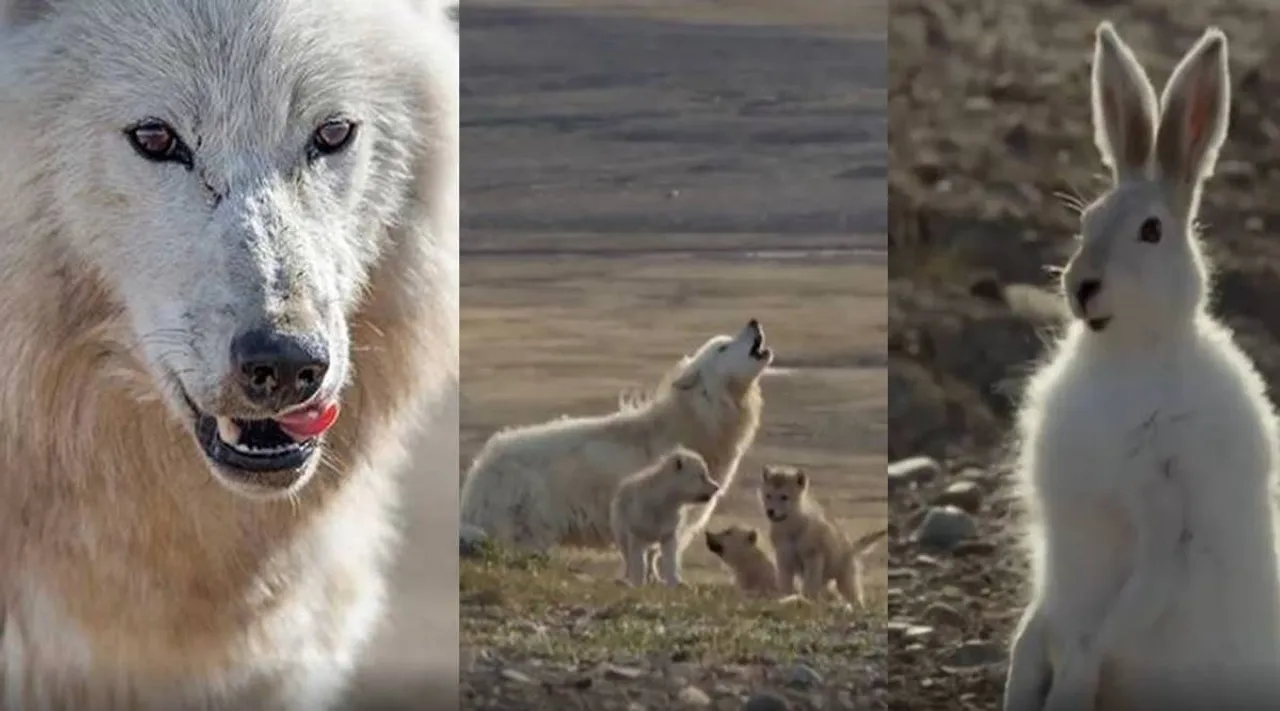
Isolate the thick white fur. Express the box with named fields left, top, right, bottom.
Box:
left=460, top=320, right=770, bottom=553
left=1006, top=23, right=1280, bottom=711
left=0, top=0, right=458, bottom=709
left=610, top=448, right=719, bottom=587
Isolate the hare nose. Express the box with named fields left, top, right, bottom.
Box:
left=1076, top=279, right=1102, bottom=311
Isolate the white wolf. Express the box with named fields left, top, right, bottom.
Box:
left=1005, top=23, right=1280, bottom=711
left=460, top=319, right=771, bottom=553
left=0, top=0, right=458, bottom=709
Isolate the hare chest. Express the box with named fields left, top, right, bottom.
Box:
left=1022, top=343, right=1280, bottom=693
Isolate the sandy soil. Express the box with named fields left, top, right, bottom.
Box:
left=459, top=0, right=886, bottom=707
left=889, top=1, right=1280, bottom=709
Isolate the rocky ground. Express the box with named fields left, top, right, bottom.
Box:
left=890, top=0, right=1280, bottom=708
left=460, top=542, right=886, bottom=711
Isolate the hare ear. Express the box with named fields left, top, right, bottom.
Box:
left=1091, top=22, right=1159, bottom=181
left=1154, top=28, right=1230, bottom=194
left=795, top=470, right=807, bottom=488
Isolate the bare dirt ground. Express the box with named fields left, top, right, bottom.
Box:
left=459, top=1, right=886, bottom=708
left=889, top=1, right=1280, bottom=708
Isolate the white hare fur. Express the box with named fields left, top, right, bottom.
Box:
left=460, top=319, right=770, bottom=553
left=1005, top=23, right=1280, bottom=711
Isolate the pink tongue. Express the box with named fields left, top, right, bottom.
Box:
left=274, top=401, right=340, bottom=440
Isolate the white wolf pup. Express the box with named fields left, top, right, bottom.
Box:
left=0, top=0, right=459, bottom=709
left=1005, top=23, right=1280, bottom=711
left=610, top=448, right=719, bottom=587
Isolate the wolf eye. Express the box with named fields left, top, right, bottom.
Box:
left=311, top=118, right=358, bottom=156
left=125, top=120, right=192, bottom=168
left=1139, top=217, right=1162, bottom=244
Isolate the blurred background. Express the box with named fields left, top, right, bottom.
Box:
left=459, top=0, right=887, bottom=708
left=888, top=1, right=1279, bottom=708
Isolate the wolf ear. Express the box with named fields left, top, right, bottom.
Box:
left=672, top=370, right=701, bottom=391
left=1091, top=22, right=1159, bottom=181
left=1154, top=28, right=1230, bottom=196
left=746, top=529, right=758, bottom=545
left=0, top=0, right=54, bottom=28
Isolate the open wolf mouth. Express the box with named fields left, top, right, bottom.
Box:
left=705, top=533, right=724, bottom=555
left=183, top=392, right=337, bottom=477
left=749, top=330, right=772, bottom=360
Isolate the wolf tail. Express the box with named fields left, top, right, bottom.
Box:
left=851, top=528, right=888, bottom=557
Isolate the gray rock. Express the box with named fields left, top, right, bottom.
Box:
left=499, top=667, right=537, bottom=684
left=459, top=523, right=488, bottom=558
left=603, top=663, right=646, bottom=680
left=911, top=505, right=977, bottom=549
left=902, top=624, right=934, bottom=640
left=676, top=686, right=712, bottom=706
left=941, top=640, right=1007, bottom=671
left=888, top=455, right=942, bottom=491
left=934, top=479, right=983, bottom=514
left=742, top=691, right=791, bottom=711
left=956, top=466, right=992, bottom=483
left=782, top=663, right=823, bottom=689
left=923, top=601, right=966, bottom=628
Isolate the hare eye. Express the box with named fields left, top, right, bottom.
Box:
left=1139, top=217, right=1162, bottom=244
left=675, top=459, right=684, bottom=471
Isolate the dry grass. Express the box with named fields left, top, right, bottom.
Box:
left=460, top=539, right=887, bottom=709
left=461, top=541, right=885, bottom=664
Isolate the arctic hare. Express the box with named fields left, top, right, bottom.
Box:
left=1004, top=23, right=1280, bottom=711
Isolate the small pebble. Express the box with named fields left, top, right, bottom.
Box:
left=676, top=686, right=712, bottom=706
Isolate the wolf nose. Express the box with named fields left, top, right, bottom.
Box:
left=1075, top=279, right=1102, bottom=311
left=230, top=328, right=330, bottom=410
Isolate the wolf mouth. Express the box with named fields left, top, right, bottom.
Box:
left=182, top=392, right=319, bottom=476
left=749, top=331, right=772, bottom=360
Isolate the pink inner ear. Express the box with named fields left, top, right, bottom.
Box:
left=1186, top=70, right=1212, bottom=154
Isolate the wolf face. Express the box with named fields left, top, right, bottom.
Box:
left=13, top=0, right=453, bottom=497
left=670, top=319, right=773, bottom=395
